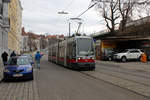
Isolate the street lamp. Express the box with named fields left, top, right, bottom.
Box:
left=57, top=11, right=70, bottom=37
left=57, top=12, right=83, bottom=37
left=58, top=11, right=69, bottom=15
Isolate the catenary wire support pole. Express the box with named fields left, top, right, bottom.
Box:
left=69, top=22, right=71, bottom=37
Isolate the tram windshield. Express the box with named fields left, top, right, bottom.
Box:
left=77, top=38, right=94, bottom=56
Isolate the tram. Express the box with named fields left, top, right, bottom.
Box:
left=48, top=36, right=95, bottom=70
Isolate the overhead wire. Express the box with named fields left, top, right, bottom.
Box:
left=62, top=0, right=74, bottom=12
left=76, top=1, right=97, bottom=18
left=76, top=0, right=150, bottom=18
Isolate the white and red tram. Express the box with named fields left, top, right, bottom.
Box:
left=48, top=36, right=95, bottom=70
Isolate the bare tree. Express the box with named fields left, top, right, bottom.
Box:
left=27, top=32, right=39, bottom=52
left=118, top=0, right=135, bottom=31
left=93, top=0, right=150, bottom=34
left=95, top=0, right=120, bottom=35
left=28, top=33, right=33, bottom=52
left=40, top=35, right=48, bottom=50
left=134, top=0, right=150, bottom=17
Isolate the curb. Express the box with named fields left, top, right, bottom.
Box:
left=0, top=63, right=3, bottom=80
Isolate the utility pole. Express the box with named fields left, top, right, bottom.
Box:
left=69, top=23, right=71, bottom=37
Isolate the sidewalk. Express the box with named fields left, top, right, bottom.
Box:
left=0, top=62, right=3, bottom=80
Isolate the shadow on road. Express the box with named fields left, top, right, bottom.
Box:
left=0, top=77, right=33, bottom=83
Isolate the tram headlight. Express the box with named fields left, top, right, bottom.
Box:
left=78, top=57, right=82, bottom=60
left=90, top=57, right=95, bottom=60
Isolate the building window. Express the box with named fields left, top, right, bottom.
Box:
left=0, top=4, right=3, bottom=15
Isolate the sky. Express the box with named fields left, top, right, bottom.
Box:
left=20, top=0, right=106, bottom=36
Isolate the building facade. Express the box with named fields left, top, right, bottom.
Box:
left=21, top=28, right=41, bottom=53
left=0, top=0, right=10, bottom=55
left=8, top=0, right=22, bottom=54
left=93, top=16, right=150, bottom=61
left=21, top=27, right=30, bottom=53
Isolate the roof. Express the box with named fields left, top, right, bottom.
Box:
left=46, top=35, right=64, bottom=39
left=75, top=36, right=92, bottom=39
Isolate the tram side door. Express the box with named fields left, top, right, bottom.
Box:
left=64, top=40, right=67, bottom=66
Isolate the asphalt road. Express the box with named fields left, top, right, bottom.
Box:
left=35, top=58, right=150, bottom=100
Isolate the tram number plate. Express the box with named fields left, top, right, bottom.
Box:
left=13, top=74, right=23, bottom=77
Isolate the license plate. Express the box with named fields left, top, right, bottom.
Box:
left=13, top=74, right=23, bottom=77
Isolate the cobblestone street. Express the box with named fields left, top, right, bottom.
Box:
left=0, top=65, right=3, bottom=81
left=0, top=63, right=39, bottom=100
left=0, top=79, right=39, bottom=100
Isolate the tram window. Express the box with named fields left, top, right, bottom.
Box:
left=73, top=43, right=76, bottom=58
left=77, top=38, right=94, bottom=56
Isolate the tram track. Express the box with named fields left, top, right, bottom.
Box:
left=95, top=63, right=150, bottom=86
left=95, top=69, right=150, bottom=87
left=81, top=70, right=150, bottom=98
left=97, top=63, right=150, bottom=80
left=80, top=63, right=150, bottom=98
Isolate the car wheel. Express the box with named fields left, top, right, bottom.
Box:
left=3, top=77, right=8, bottom=82
left=30, top=73, right=34, bottom=80
left=108, top=57, right=112, bottom=61
left=138, top=56, right=141, bottom=61
left=121, top=56, right=127, bottom=62
left=31, top=76, right=34, bottom=80
left=30, top=75, right=34, bottom=80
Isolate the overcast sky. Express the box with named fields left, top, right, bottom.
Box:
left=20, top=0, right=106, bottom=35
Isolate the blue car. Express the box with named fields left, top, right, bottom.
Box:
left=22, top=54, right=34, bottom=65
left=3, top=56, right=34, bottom=81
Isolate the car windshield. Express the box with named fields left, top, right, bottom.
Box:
left=7, top=57, right=30, bottom=65
left=22, top=54, right=33, bottom=61
left=22, top=54, right=32, bottom=58
left=77, top=38, right=94, bottom=56
left=121, top=49, right=129, bottom=53
left=106, top=49, right=114, bottom=54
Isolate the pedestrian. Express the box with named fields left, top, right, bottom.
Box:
left=10, top=51, right=16, bottom=57
left=1, top=51, right=8, bottom=66
left=35, top=51, right=42, bottom=69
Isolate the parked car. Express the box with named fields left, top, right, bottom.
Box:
left=22, top=54, right=34, bottom=65
left=102, top=48, right=116, bottom=61
left=3, top=56, right=34, bottom=81
left=113, top=49, right=144, bottom=62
